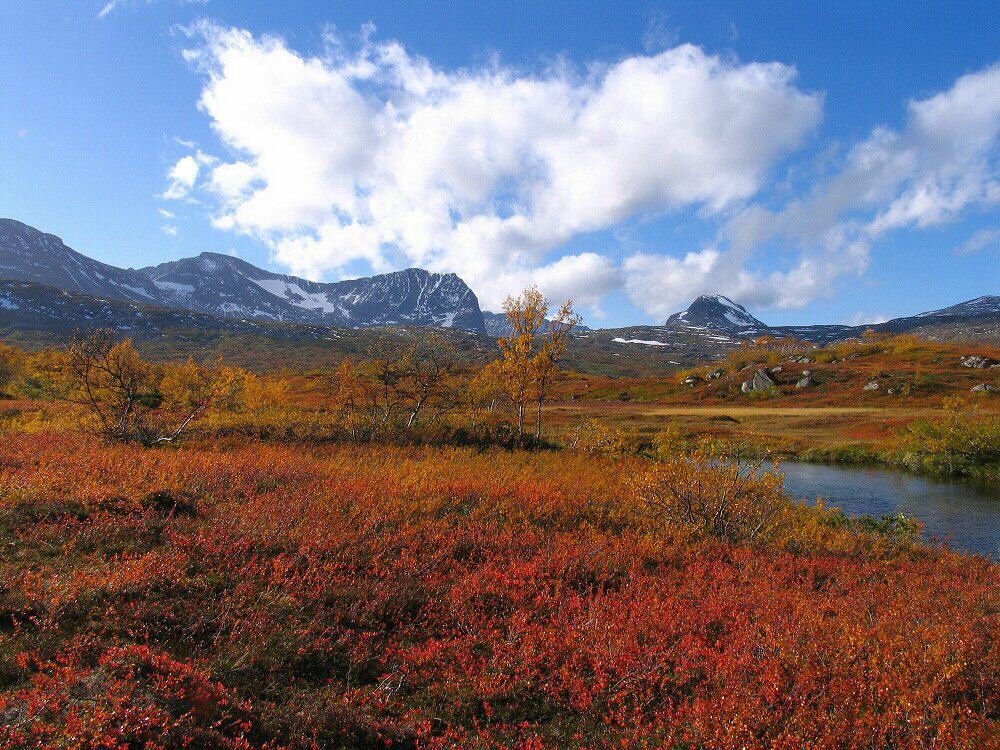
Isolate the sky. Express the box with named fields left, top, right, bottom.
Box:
left=1, top=1, right=998, bottom=328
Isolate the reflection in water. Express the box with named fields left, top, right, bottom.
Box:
left=773, top=461, right=1000, bottom=559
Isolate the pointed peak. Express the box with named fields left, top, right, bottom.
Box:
left=666, top=293, right=767, bottom=331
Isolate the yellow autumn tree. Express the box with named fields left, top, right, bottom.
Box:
left=496, top=287, right=578, bottom=439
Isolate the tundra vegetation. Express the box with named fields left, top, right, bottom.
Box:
left=0, top=297, right=997, bottom=749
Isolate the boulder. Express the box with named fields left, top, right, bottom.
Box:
left=971, top=383, right=995, bottom=393
left=960, top=355, right=997, bottom=369
left=795, top=376, right=816, bottom=389
left=802, top=370, right=811, bottom=377
left=743, top=369, right=776, bottom=394
left=863, top=381, right=879, bottom=391
left=707, top=369, right=723, bottom=380
left=683, top=375, right=701, bottom=386
left=770, top=366, right=783, bottom=374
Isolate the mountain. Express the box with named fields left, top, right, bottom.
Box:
left=1, top=218, right=995, bottom=376
left=0, top=218, right=486, bottom=335
left=482, top=311, right=511, bottom=338
left=0, top=279, right=491, bottom=370
left=482, top=310, right=592, bottom=338
left=561, top=293, right=1000, bottom=377
left=142, top=253, right=486, bottom=334
left=914, top=296, right=1000, bottom=320
left=665, top=294, right=767, bottom=332
left=0, top=218, right=164, bottom=304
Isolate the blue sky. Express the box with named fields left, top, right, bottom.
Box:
left=1, top=1, right=998, bottom=327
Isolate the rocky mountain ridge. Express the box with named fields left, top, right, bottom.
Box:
left=0, top=219, right=486, bottom=334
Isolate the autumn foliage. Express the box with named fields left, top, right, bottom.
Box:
left=0, top=432, right=996, bottom=749
left=0, top=323, right=996, bottom=747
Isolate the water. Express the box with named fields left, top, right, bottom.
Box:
left=774, top=461, right=1000, bottom=559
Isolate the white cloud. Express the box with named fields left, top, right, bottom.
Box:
left=97, top=0, right=121, bottom=18
left=174, top=23, right=820, bottom=310
left=954, top=228, right=1000, bottom=256
left=98, top=0, right=206, bottom=20
left=171, top=23, right=999, bottom=320
left=161, top=225, right=178, bottom=236
left=162, top=155, right=200, bottom=200
left=846, top=312, right=889, bottom=326
left=626, top=63, right=1000, bottom=316
left=158, top=208, right=176, bottom=219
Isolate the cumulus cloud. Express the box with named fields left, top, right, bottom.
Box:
left=172, top=23, right=820, bottom=310
left=625, top=63, right=1000, bottom=315
left=169, top=23, right=999, bottom=320
left=161, top=224, right=178, bottom=236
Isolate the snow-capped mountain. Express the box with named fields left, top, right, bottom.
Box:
left=665, top=294, right=767, bottom=332
left=143, top=253, right=486, bottom=334
left=0, top=218, right=487, bottom=335
left=481, top=310, right=591, bottom=338
left=915, top=296, right=1000, bottom=319
left=0, top=218, right=164, bottom=304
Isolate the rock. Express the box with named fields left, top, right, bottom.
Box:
left=770, top=366, right=783, bottom=374
left=960, top=355, right=997, bottom=369
left=795, top=376, right=816, bottom=389
left=864, top=381, right=879, bottom=391
left=971, top=383, right=995, bottom=393
left=743, top=369, right=776, bottom=394
left=683, top=375, right=701, bottom=386
left=707, top=369, right=723, bottom=380
left=886, top=387, right=895, bottom=395
left=802, top=370, right=811, bottom=377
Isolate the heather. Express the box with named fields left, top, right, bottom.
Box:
left=1, top=434, right=996, bottom=749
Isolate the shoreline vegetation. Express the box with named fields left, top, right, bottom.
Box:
left=0, top=291, right=997, bottom=747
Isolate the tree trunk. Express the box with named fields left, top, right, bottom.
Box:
left=535, top=396, right=542, bottom=440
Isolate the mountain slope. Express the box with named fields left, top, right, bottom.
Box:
left=0, top=218, right=164, bottom=303
left=481, top=310, right=592, bottom=338
left=0, top=218, right=487, bottom=335
left=0, top=279, right=490, bottom=370
left=143, top=253, right=487, bottom=334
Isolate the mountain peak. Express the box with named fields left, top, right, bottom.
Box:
left=666, top=294, right=767, bottom=331
left=0, top=218, right=487, bottom=335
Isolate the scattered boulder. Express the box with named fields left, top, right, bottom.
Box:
left=960, top=355, right=997, bottom=369
left=707, top=369, right=723, bottom=380
left=863, top=381, right=879, bottom=391
left=742, top=369, right=777, bottom=394
left=795, top=376, right=816, bottom=389
left=770, top=366, right=783, bottom=374
left=970, top=383, right=995, bottom=393
left=683, top=374, right=701, bottom=386
left=802, top=370, right=811, bottom=377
